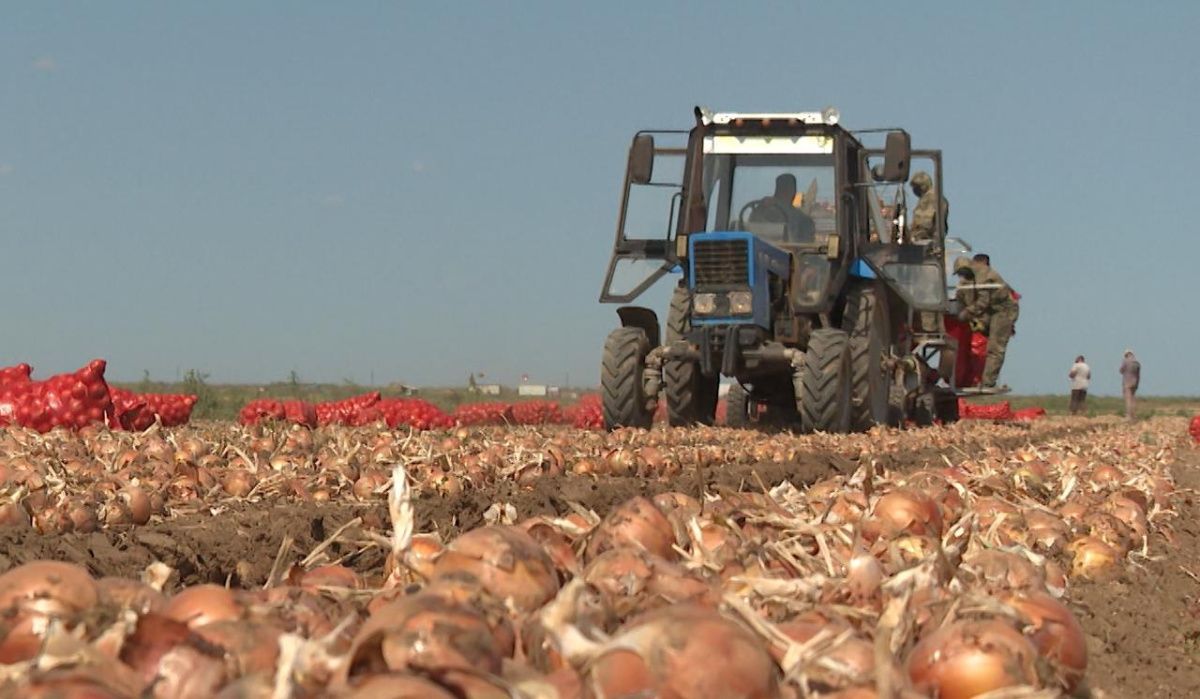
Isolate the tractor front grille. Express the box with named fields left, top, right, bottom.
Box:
left=693, top=239, right=750, bottom=287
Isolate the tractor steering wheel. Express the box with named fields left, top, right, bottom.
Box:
left=738, top=199, right=793, bottom=241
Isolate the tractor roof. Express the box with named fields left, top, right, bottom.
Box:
left=697, top=106, right=841, bottom=128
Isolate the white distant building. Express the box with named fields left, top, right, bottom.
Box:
left=478, top=384, right=502, bottom=396
left=518, top=384, right=548, bottom=397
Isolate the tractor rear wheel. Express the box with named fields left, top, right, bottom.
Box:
left=664, top=285, right=718, bottom=426
left=843, top=284, right=896, bottom=430
left=800, top=328, right=853, bottom=434
left=725, top=383, right=750, bottom=427
left=601, top=327, right=653, bottom=429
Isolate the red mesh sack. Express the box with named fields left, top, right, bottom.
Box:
left=0, top=360, right=114, bottom=433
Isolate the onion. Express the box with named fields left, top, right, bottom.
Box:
left=0, top=561, right=99, bottom=663
left=1003, top=591, right=1088, bottom=691
left=843, top=549, right=884, bottom=603
left=518, top=518, right=580, bottom=577
left=194, top=619, right=282, bottom=676
left=162, top=584, right=242, bottom=628
left=340, top=674, right=458, bottom=699
left=222, top=470, right=257, bottom=498
left=586, top=604, right=781, bottom=698
left=1068, top=536, right=1122, bottom=580
left=586, top=496, right=677, bottom=561
left=67, top=500, right=99, bottom=533
left=298, top=564, right=362, bottom=590
left=398, top=533, right=444, bottom=581
left=869, top=488, right=943, bottom=539
left=962, top=549, right=1044, bottom=592
left=1024, top=509, right=1069, bottom=552
left=344, top=592, right=505, bottom=680
left=432, top=525, right=559, bottom=613
left=907, top=619, right=1040, bottom=699
left=0, top=501, right=30, bottom=528
left=1091, top=464, right=1123, bottom=486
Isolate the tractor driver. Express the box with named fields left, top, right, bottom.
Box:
left=746, top=174, right=817, bottom=243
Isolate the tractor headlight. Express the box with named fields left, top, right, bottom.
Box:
left=728, top=291, right=753, bottom=315
left=693, top=293, right=718, bottom=315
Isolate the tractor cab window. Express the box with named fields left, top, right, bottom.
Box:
left=701, top=136, right=837, bottom=248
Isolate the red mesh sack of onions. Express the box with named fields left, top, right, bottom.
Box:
left=372, top=399, right=454, bottom=430
left=239, top=398, right=313, bottom=427
left=0, top=363, right=33, bottom=387
left=315, top=392, right=381, bottom=426
left=144, top=393, right=198, bottom=427
left=0, top=359, right=114, bottom=433
left=511, top=400, right=564, bottom=425
left=959, top=399, right=1014, bottom=421
left=239, top=399, right=287, bottom=425
left=564, top=395, right=603, bottom=430
left=281, top=399, right=317, bottom=428
left=108, top=387, right=156, bottom=431
left=452, top=401, right=514, bottom=426
left=1190, top=415, right=1200, bottom=443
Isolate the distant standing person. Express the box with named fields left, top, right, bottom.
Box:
left=1068, top=355, right=1090, bottom=415
left=1119, top=350, right=1141, bottom=420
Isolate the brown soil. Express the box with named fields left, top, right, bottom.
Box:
left=0, top=450, right=860, bottom=590
left=1069, top=448, right=1200, bottom=698
left=0, top=421, right=1109, bottom=591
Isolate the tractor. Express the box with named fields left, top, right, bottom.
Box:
left=598, top=107, right=1001, bottom=431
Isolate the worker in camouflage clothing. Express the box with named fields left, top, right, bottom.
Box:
left=910, top=171, right=948, bottom=257
left=953, top=256, right=1019, bottom=388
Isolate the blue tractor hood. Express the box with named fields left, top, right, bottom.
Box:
left=687, top=231, right=791, bottom=328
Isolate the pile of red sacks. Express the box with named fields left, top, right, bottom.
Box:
left=239, top=399, right=318, bottom=428
left=109, top=387, right=198, bottom=430
left=958, top=399, right=1046, bottom=422
left=0, top=361, right=196, bottom=432
left=239, top=394, right=618, bottom=431
left=452, top=402, right=514, bottom=426
left=564, top=395, right=604, bottom=429
left=240, top=393, right=455, bottom=431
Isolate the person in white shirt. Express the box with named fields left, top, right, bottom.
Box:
left=1068, top=355, right=1090, bottom=415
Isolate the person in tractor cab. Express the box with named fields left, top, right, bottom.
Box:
left=953, top=256, right=1019, bottom=388
left=910, top=171, right=949, bottom=257
left=749, top=174, right=816, bottom=243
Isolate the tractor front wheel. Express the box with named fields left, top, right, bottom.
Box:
left=800, top=329, right=853, bottom=434
left=843, top=284, right=896, bottom=430
left=601, top=327, right=653, bottom=429
left=664, top=285, right=718, bottom=426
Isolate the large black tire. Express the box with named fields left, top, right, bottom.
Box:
left=601, top=327, right=653, bottom=429
left=664, top=285, right=718, bottom=426
left=725, top=383, right=750, bottom=427
left=800, top=328, right=853, bottom=434
left=842, top=284, right=895, bottom=430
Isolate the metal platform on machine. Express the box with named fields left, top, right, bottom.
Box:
left=955, top=385, right=1011, bottom=397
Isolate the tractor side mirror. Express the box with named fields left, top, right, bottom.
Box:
left=629, top=134, right=655, bottom=185
left=872, top=130, right=911, bottom=183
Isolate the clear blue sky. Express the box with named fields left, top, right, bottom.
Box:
left=2, top=2, right=1196, bottom=395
